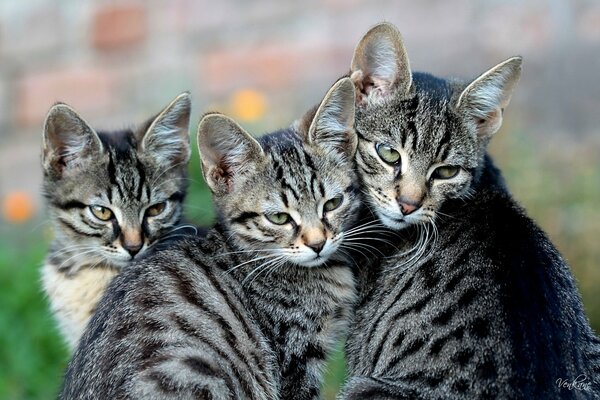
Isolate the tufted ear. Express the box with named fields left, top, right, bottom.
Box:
left=456, top=57, right=522, bottom=141
left=197, top=113, right=264, bottom=195
left=307, top=77, right=357, bottom=160
left=351, top=22, right=412, bottom=106
left=140, top=92, right=192, bottom=167
left=42, top=103, right=103, bottom=176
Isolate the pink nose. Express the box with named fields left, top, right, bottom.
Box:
left=399, top=202, right=418, bottom=215
left=398, top=196, right=421, bottom=215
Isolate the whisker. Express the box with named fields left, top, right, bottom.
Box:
left=242, top=256, right=286, bottom=286
left=221, top=253, right=281, bottom=275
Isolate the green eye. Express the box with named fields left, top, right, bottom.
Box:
left=146, top=202, right=167, bottom=217
left=89, top=205, right=113, bottom=221
left=266, top=213, right=291, bottom=225
left=323, top=195, right=343, bottom=212
left=432, top=165, right=460, bottom=180
left=375, top=143, right=401, bottom=165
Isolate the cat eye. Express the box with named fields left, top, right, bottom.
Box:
left=146, top=202, right=167, bottom=217
left=89, top=205, right=113, bottom=221
left=375, top=143, right=401, bottom=165
left=432, top=165, right=460, bottom=180
left=265, top=213, right=291, bottom=225
left=323, top=195, right=344, bottom=212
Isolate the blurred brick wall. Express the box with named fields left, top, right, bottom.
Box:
left=0, top=0, right=599, bottom=211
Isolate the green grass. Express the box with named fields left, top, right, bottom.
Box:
left=0, top=128, right=598, bottom=399
left=0, top=228, right=68, bottom=399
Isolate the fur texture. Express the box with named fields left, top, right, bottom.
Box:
left=60, top=78, right=364, bottom=399
left=342, top=23, right=600, bottom=399
left=41, top=93, right=194, bottom=349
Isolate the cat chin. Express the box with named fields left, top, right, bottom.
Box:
left=294, top=257, right=330, bottom=268
left=376, top=212, right=411, bottom=231
left=106, top=258, right=130, bottom=269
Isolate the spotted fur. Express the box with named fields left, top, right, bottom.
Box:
left=42, top=93, right=194, bottom=349
left=342, top=23, right=600, bottom=399
left=60, top=78, right=362, bottom=399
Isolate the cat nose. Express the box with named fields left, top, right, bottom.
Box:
left=306, top=240, right=326, bottom=255
left=398, top=196, right=421, bottom=215
left=123, top=241, right=143, bottom=257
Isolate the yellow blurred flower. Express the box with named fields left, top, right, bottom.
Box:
left=230, top=89, right=267, bottom=122
left=3, top=191, right=35, bottom=223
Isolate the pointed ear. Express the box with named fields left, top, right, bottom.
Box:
left=42, top=104, right=103, bottom=176
left=141, top=92, right=191, bottom=167
left=197, top=113, right=264, bottom=195
left=307, top=77, right=357, bottom=160
left=456, top=56, right=522, bottom=140
left=351, top=22, right=412, bottom=106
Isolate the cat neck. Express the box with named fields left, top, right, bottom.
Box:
left=472, top=153, right=509, bottom=194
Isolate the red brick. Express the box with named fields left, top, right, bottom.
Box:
left=16, top=67, right=114, bottom=127
left=91, top=4, right=146, bottom=50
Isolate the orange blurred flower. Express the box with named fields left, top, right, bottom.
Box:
left=3, top=191, right=35, bottom=223
left=230, top=89, right=267, bottom=122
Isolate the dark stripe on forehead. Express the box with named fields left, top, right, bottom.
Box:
left=303, top=151, right=316, bottom=171
left=107, top=151, right=124, bottom=198
left=399, top=128, right=407, bottom=148
left=281, top=192, right=289, bottom=207
left=281, top=180, right=300, bottom=201
left=437, top=143, right=450, bottom=162
left=310, top=172, right=318, bottom=201
left=434, top=142, right=449, bottom=162
left=402, top=96, right=419, bottom=152
left=135, top=159, right=146, bottom=201
left=275, top=164, right=284, bottom=181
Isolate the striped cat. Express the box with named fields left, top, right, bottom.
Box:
left=42, top=93, right=193, bottom=350
left=342, top=23, right=600, bottom=399
left=60, top=78, right=362, bottom=399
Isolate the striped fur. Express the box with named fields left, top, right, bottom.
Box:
left=61, top=78, right=362, bottom=399
left=42, top=93, right=193, bottom=349
left=342, top=23, right=600, bottom=399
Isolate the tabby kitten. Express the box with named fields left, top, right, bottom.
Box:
left=42, top=93, right=192, bottom=350
left=342, top=23, right=600, bottom=399
left=60, top=78, right=361, bottom=400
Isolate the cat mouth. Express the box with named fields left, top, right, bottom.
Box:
left=377, top=211, right=412, bottom=230
left=297, top=255, right=329, bottom=268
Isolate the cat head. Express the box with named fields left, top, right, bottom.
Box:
left=350, top=22, right=522, bottom=230
left=42, top=92, right=191, bottom=267
left=198, top=78, right=359, bottom=268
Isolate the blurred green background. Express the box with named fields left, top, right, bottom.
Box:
left=1, top=126, right=599, bottom=399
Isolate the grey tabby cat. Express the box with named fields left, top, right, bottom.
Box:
left=342, top=23, right=600, bottom=399
left=42, top=93, right=193, bottom=349
left=60, top=78, right=361, bottom=400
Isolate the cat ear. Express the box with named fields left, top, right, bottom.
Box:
left=350, top=22, right=412, bottom=106
left=197, top=113, right=264, bottom=195
left=307, top=77, right=357, bottom=160
left=42, top=103, right=103, bottom=176
left=456, top=56, right=522, bottom=140
left=140, top=92, right=192, bottom=167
